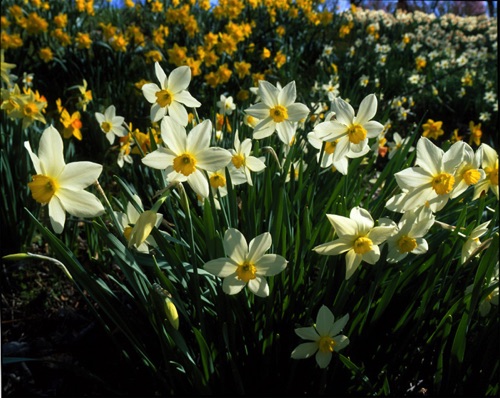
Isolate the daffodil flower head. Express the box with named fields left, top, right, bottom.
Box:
left=95, top=105, right=127, bottom=145
left=142, top=62, right=201, bottom=126
left=25, top=125, right=105, bottom=234
left=313, top=206, right=396, bottom=279
left=473, top=144, right=498, bottom=200
left=203, top=228, right=288, bottom=297
left=244, top=80, right=310, bottom=145
left=461, top=220, right=491, bottom=264
left=229, top=132, right=266, bottom=186
left=291, top=305, right=350, bottom=368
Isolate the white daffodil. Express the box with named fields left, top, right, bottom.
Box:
left=204, top=228, right=288, bottom=297
left=244, top=80, right=309, bottom=145
left=229, top=132, right=266, bottom=186
left=95, top=105, right=127, bottom=144
left=285, top=159, right=307, bottom=183
left=313, top=94, right=384, bottom=163
left=114, top=194, right=163, bottom=252
left=141, top=117, right=232, bottom=198
left=291, top=305, right=349, bottom=369
left=461, top=220, right=491, bottom=264
left=313, top=207, right=396, bottom=280
left=142, top=63, right=201, bottom=126
left=386, top=206, right=435, bottom=263
left=216, top=94, right=236, bottom=116
left=207, top=167, right=246, bottom=198
left=388, top=137, right=465, bottom=213
left=25, top=125, right=104, bottom=234
left=451, top=142, right=485, bottom=199
left=387, top=132, right=414, bottom=160
left=473, top=144, right=498, bottom=200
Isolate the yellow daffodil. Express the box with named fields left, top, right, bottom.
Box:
left=422, top=119, right=444, bottom=140
left=291, top=306, right=349, bottom=369
left=25, top=125, right=104, bottom=233
left=204, top=228, right=288, bottom=297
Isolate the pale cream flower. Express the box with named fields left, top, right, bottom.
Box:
left=473, top=144, right=498, bottom=200
left=229, top=132, right=266, bottom=186
left=95, top=105, right=127, bottom=144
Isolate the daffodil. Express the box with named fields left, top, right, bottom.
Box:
left=388, top=137, right=465, bottom=213
left=313, top=94, right=384, bottom=163
left=387, top=132, right=414, bottom=160
left=244, top=80, right=309, bottom=145
left=142, top=62, right=201, bottom=125
left=207, top=166, right=246, bottom=197
left=114, top=194, right=162, bottom=252
left=473, top=144, right=498, bottom=200
left=204, top=228, right=288, bottom=297
left=385, top=206, right=435, bottom=263
left=95, top=105, right=127, bottom=144
left=461, top=220, right=491, bottom=264
left=229, top=132, right=266, bottom=186
left=141, top=116, right=232, bottom=198
left=216, top=94, right=236, bottom=116
left=25, top=125, right=104, bottom=234
left=313, top=207, right=396, bottom=279
left=291, top=305, right=349, bottom=369
left=451, top=142, right=485, bottom=199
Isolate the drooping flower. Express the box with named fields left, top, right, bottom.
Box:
left=204, top=228, right=288, bottom=297
left=313, top=94, right=384, bottom=164
left=25, top=125, right=104, bottom=233
left=461, top=220, right=491, bottom=264
left=95, top=105, right=127, bottom=144
left=385, top=206, right=435, bottom=263
left=473, top=144, right=498, bottom=200
left=291, top=305, right=350, bottom=369
left=313, top=207, right=396, bottom=279
left=141, top=117, right=232, bottom=198
left=244, top=80, right=309, bottom=145
left=142, top=62, right=201, bottom=125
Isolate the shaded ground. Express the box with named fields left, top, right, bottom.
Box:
left=1, top=255, right=151, bottom=397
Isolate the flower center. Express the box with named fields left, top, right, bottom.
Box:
left=173, top=153, right=197, bottom=176
left=101, top=121, right=112, bottom=133
left=353, top=236, right=373, bottom=254
left=485, top=166, right=498, bottom=186
left=463, top=168, right=481, bottom=186
left=123, top=225, right=133, bottom=241
left=23, top=102, right=38, bottom=117
left=155, top=89, right=173, bottom=107
left=28, top=174, right=59, bottom=204
left=269, top=105, right=288, bottom=123
left=347, top=123, right=367, bottom=144
left=209, top=172, right=226, bottom=189
left=232, top=154, right=245, bottom=168
left=236, top=261, right=257, bottom=283
left=318, top=336, right=336, bottom=353
left=324, top=140, right=337, bottom=154
left=431, top=172, right=455, bottom=195
left=72, top=118, right=82, bottom=130
left=397, top=235, right=417, bottom=253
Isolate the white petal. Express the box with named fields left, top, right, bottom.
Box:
left=154, top=62, right=167, bottom=88
left=187, top=169, right=209, bottom=198
left=58, top=162, right=103, bottom=189
left=161, top=116, right=186, bottom=153
left=56, top=188, right=104, bottom=218
left=258, top=80, right=279, bottom=106
left=255, top=254, right=287, bottom=276
left=245, top=156, right=266, bottom=172
left=368, top=225, right=396, bottom=245
left=345, top=250, right=362, bottom=280
left=332, top=98, right=355, bottom=126
left=151, top=103, right=166, bottom=122
left=142, top=83, right=160, bottom=104
left=222, top=273, right=247, bottom=295
left=24, top=141, right=41, bottom=175
left=329, top=314, right=349, bottom=336
left=248, top=232, right=272, bottom=262
left=333, top=335, right=350, bottom=351
left=364, top=120, right=384, bottom=138
left=316, top=305, right=335, bottom=336
left=48, top=196, right=66, bottom=234
left=276, top=121, right=296, bottom=145
left=315, top=351, right=333, bottom=368
left=248, top=276, right=269, bottom=297
left=295, top=326, right=319, bottom=341
left=187, top=120, right=211, bottom=153
left=354, top=94, right=377, bottom=124
left=224, top=228, right=248, bottom=264
left=253, top=118, right=276, bottom=139
left=332, top=137, right=350, bottom=163
left=278, top=81, right=296, bottom=106
left=362, top=246, right=380, bottom=264
left=168, top=65, right=191, bottom=93
left=39, top=125, right=65, bottom=177
left=291, top=342, right=318, bottom=359
left=313, top=238, right=352, bottom=256
left=245, top=103, right=270, bottom=120
left=175, top=90, right=201, bottom=108
left=326, top=214, right=357, bottom=237
left=168, top=101, right=189, bottom=126
left=204, top=258, right=238, bottom=277
left=142, top=147, right=175, bottom=170
left=350, top=207, right=374, bottom=234
left=415, top=137, right=442, bottom=175
left=196, top=147, right=232, bottom=172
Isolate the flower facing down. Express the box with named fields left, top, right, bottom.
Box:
left=291, top=305, right=349, bottom=368
left=25, top=125, right=105, bottom=233
left=142, top=62, right=201, bottom=125
left=204, top=228, right=287, bottom=297
left=461, top=220, right=491, bottom=264
left=313, top=207, right=396, bottom=279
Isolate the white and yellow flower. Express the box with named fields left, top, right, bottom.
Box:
left=204, top=228, right=288, bottom=297
left=25, top=125, right=104, bottom=234
left=95, top=105, right=127, bottom=144
left=229, top=132, right=266, bottom=186
left=313, top=207, right=396, bottom=280
left=461, top=220, right=491, bottom=264
left=141, top=117, right=232, bottom=198
left=142, top=63, right=201, bottom=125
left=244, top=80, right=309, bottom=145
left=451, top=142, right=485, bottom=199
left=473, top=144, right=498, bottom=200
left=291, top=305, right=349, bottom=369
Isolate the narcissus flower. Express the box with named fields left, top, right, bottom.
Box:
left=473, top=144, right=498, bottom=200
left=461, top=220, right=491, bottom=264
left=95, top=105, right=127, bottom=144
left=451, top=142, right=485, bottom=199
left=244, top=80, right=309, bottom=145
left=204, top=228, right=288, bottom=297
left=142, top=62, right=201, bottom=125
left=291, top=305, right=349, bottom=369
left=313, top=207, right=396, bottom=279
left=385, top=206, right=435, bottom=263
left=313, top=94, right=384, bottom=163
left=229, top=132, right=266, bottom=186
left=387, top=137, right=465, bottom=213
left=25, top=125, right=104, bottom=234
left=141, top=117, right=232, bottom=198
